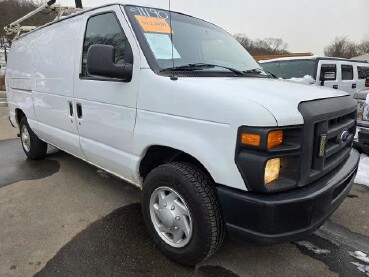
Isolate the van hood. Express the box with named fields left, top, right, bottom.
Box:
left=182, top=77, right=348, bottom=126
left=139, top=70, right=349, bottom=127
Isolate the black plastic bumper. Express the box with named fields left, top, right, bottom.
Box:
left=217, top=149, right=360, bottom=245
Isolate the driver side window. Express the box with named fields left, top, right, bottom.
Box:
left=82, top=12, right=128, bottom=77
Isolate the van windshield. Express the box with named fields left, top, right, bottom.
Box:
left=124, top=5, right=267, bottom=77
left=261, top=60, right=316, bottom=79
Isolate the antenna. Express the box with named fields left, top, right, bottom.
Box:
left=168, top=0, right=177, bottom=80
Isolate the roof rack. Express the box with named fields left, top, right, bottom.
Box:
left=4, top=0, right=84, bottom=39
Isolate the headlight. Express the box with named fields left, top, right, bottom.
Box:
left=265, top=158, right=281, bottom=184
left=236, top=126, right=302, bottom=193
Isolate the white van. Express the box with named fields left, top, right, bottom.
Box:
left=260, top=56, right=369, bottom=95
left=5, top=3, right=360, bottom=265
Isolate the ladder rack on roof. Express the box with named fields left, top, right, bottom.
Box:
left=4, top=0, right=84, bottom=39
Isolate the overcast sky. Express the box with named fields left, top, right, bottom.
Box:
left=58, top=0, right=369, bottom=55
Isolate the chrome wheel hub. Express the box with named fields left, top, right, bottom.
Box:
left=149, top=186, right=193, bottom=248
left=21, top=125, right=30, bottom=152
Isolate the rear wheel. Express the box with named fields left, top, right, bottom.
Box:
left=142, top=162, right=225, bottom=266
left=19, top=117, right=47, bottom=160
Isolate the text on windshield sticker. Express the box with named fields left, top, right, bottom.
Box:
left=135, top=15, right=172, bottom=34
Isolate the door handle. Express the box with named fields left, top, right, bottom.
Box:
left=352, top=84, right=357, bottom=89
left=76, top=103, right=83, bottom=119
left=333, top=85, right=338, bottom=89
left=68, top=101, right=73, bottom=116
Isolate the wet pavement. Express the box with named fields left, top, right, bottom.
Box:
left=1, top=106, right=369, bottom=277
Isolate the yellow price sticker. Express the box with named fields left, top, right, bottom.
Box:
left=135, top=15, right=172, bottom=34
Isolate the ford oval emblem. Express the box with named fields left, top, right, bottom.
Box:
left=339, top=129, right=350, bottom=145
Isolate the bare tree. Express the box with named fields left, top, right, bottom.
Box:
left=358, top=36, right=369, bottom=55
left=324, top=37, right=360, bottom=59
left=234, top=34, right=289, bottom=56
left=0, top=0, right=57, bottom=37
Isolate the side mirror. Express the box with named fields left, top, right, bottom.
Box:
left=322, top=72, right=336, bottom=81
left=87, top=44, right=133, bottom=82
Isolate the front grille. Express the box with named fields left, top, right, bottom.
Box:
left=311, top=111, right=356, bottom=176
left=298, top=97, right=357, bottom=187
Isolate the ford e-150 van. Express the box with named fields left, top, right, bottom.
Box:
left=5, top=3, right=360, bottom=265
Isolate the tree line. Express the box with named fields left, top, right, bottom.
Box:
left=324, top=36, right=369, bottom=59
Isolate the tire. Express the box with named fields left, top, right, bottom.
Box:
left=141, top=162, right=225, bottom=266
left=19, top=117, right=48, bottom=160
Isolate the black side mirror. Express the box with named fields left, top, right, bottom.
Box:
left=87, top=44, right=133, bottom=82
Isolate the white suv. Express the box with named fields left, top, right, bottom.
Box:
left=5, top=3, right=360, bottom=265
left=261, top=56, right=369, bottom=95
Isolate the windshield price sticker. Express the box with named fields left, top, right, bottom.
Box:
left=135, top=15, right=172, bottom=34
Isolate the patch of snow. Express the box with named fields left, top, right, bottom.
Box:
left=354, top=251, right=368, bottom=259
left=284, top=75, right=315, bottom=86
left=295, top=241, right=330, bottom=254
left=352, top=262, right=369, bottom=276
left=350, top=250, right=369, bottom=264
left=355, top=154, right=369, bottom=187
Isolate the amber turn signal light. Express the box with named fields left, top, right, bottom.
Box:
left=268, top=130, right=283, bottom=149
left=241, top=133, right=261, bottom=146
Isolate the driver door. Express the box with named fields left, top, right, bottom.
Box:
left=73, top=6, right=140, bottom=181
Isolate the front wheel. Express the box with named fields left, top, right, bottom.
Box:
left=19, top=117, right=48, bottom=160
left=141, top=162, right=225, bottom=266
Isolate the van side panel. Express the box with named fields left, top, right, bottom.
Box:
left=6, top=32, right=39, bottom=129
left=32, top=18, right=85, bottom=157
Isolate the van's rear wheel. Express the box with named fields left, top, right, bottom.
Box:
left=142, top=162, right=225, bottom=266
left=19, top=117, right=47, bottom=160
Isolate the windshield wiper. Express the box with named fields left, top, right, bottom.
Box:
left=161, top=63, right=246, bottom=76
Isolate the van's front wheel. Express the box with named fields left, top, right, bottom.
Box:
left=142, top=162, right=225, bottom=266
left=19, top=117, right=47, bottom=160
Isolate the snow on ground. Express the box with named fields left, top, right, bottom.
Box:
left=295, top=241, right=330, bottom=254
left=350, top=251, right=369, bottom=276
left=355, top=154, right=369, bottom=187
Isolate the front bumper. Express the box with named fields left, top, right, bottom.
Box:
left=217, top=149, right=359, bottom=245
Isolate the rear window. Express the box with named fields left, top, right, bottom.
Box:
left=261, top=60, right=316, bottom=79
left=358, top=66, right=369, bottom=79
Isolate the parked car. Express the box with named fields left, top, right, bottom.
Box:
left=354, top=89, right=369, bottom=154
left=260, top=56, right=369, bottom=95
left=6, top=3, right=360, bottom=266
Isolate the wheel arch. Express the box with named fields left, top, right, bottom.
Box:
left=139, top=145, right=214, bottom=184
left=15, top=108, right=26, bottom=125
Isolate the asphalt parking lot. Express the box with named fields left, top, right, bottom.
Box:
left=1, top=106, right=369, bottom=277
